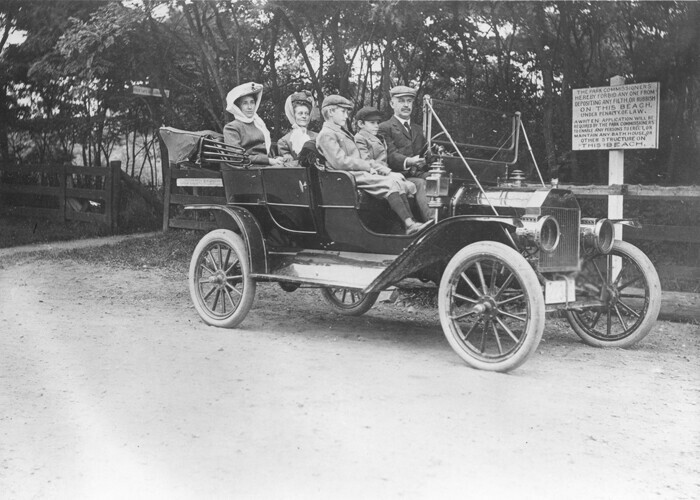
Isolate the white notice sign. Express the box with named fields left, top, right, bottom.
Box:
left=572, top=82, right=659, bottom=150
left=133, top=85, right=171, bottom=98
left=176, top=178, right=223, bottom=187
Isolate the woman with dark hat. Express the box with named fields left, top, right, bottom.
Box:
left=277, top=91, right=318, bottom=161
left=223, top=82, right=284, bottom=166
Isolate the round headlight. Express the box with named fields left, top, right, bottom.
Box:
left=516, top=215, right=560, bottom=253
left=539, top=216, right=560, bottom=253
left=581, top=218, right=615, bottom=254
left=595, top=219, right=615, bottom=254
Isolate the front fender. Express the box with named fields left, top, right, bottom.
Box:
left=364, top=216, right=519, bottom=293
left=185, top=204, right=268, bottom=274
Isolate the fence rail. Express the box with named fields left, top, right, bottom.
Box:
left=558, top=183, right=700, bottom=200
left=560, top=184, right=700, bottom=244
left=0, top=161, right=122, bottom=232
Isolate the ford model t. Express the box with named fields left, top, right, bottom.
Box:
left=160, top=97, right=661, bottom=372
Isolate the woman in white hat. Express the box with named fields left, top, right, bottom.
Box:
left=223, top=82, right=284, bottom=166
left=277, top=91, right=318, bottom=161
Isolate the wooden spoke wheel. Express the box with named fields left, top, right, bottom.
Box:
left=189, top=229, right=256, bottom=328
left=321, top=288, right=379, bottom=316
left=566, top=240, right=661, bottom=347
left=438, top=242, right=545, bottom=372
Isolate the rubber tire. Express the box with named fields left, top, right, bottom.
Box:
left=189, top=229, right=256, bottom=328
left=438, top=241, right=545, bottom=372
left=320, top=287, right=379, bottom=316
left=566, top=240, right=661, bottom=348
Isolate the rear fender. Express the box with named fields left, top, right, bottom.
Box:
left=364, top=216, right=519, bottom=293
left=185, top=204, right=268, bottom=274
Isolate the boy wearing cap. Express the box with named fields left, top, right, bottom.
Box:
left=316, top=95, right=428, bottom=235
left=354, top=106, right=388, bottom=163
left=378, top=85, right=432, bottom=221
left=354, top=106, right=417, bottom=200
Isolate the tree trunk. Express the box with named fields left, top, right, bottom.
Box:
left=278, top=8, right=324, bottom=103
left=264, top=14, right=283, bottom=138
left=533, top=5, right=558, bottom=180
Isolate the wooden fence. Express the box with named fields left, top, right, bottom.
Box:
left=559, top=184, right=700, bottom=244
left=0, top=161, right=122, bottom=233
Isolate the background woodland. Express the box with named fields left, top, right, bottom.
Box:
left=1, top=0, right=698, bottom=186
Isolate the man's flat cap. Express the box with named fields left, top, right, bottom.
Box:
left=390, top=85, right=417, bottom=98
left=321, top=94, right=353, bottom=109
left=355, top=106, right=383, bottom=122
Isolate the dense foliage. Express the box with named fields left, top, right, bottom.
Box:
left=1, top=0, right=698, bottom=185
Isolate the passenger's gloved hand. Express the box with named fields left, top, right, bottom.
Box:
left=376, top=165, right=392, bottom=176
left=269, top=157, right=285, bottom=166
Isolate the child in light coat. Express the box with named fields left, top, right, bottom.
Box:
left=354, top=106, right=417, bottom=200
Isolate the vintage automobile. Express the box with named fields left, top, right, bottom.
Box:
left=160, top=97, right=661, bottom=372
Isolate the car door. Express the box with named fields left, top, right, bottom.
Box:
left=261, top=166, right=317, bottom=233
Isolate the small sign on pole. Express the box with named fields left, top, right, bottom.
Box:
left=133, top=85, right=170, bottom=98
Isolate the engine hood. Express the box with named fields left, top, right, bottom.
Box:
left=455, top=186, right=579, bottom=216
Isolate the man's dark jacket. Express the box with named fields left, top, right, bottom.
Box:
left=378, top=115, right=427, bottom=173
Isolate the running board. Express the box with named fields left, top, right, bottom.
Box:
left=252, top=250, right=396, bottom=289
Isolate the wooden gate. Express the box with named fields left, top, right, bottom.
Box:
left=0, top=161, right=122, bottom=233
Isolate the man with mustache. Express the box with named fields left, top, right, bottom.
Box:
left=378, top=86, right=432, bottom=222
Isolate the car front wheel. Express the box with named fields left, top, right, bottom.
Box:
left=438, top=242, right=545, bottom=372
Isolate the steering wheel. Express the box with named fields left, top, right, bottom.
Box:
left=429, top=131, right=457, bottom=157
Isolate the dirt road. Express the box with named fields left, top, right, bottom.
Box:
left=1, top=259, right=698, bottom=499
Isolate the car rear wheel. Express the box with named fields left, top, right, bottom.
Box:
left=438, top=242, right=545, bottom=372
left=565, top=240, right=660, bottom=347
left=189, top=229, right=256, bottom=328
left=321, top=288, right=379, bottom=316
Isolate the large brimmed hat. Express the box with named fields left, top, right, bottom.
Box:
left=390, top=85, right=417, bottom=98
left=355, top=106, right=383, bottom=122
left=226, top=82, right=263, bottom=114
left=321, top=94, right=353, bottom=109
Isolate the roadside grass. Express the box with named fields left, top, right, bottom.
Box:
left=4, top=230, right=201, bottom=271
left=0, top=215, right=108, bottom=248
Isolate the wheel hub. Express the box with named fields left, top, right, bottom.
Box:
left=602, top=285, right=620, bottom=305
left=206, top=270, right=227, bottom=287
left=473, top=296, right=497, bottom=318
left=215, top=271, right=227, bottom=287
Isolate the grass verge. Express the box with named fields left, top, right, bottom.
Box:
left=3, top=230, right=201, bottom=271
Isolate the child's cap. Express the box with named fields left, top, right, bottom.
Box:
left=356, top=106, right=382, bottom=122
left=321, top=95, right=353, bottom=109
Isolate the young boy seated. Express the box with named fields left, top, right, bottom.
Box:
left=354, top=105, right=418, bottom=203
left=316, top=96, right=428, bottom=235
